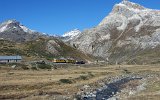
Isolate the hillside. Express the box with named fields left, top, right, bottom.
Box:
left=0, top=38, right=94, bottom=62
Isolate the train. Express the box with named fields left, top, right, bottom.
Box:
left=52, top=58, right=85, bottom=64
left=52, top=59, right=67, bottom=63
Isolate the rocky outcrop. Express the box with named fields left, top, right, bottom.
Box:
left=46, top=40, right=61, bottom=55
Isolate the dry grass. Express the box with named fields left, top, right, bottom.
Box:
left=0, top=64, right=160, bottom=99
left=0, top=65, right=114, bottom=99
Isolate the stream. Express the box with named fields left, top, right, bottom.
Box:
left=95, top=77, right=142, bottom=100
left=80, top=76, right=143, bottom=100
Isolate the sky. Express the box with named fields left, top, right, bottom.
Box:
left=0, top=0, right=159, bottom=35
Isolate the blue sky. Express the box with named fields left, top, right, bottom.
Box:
left=0, top=0, right=159, bottom=35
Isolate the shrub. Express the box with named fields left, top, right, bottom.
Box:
left=21, top=66, right=29, bottom=70
left=31, top=66, right=38, bottom=70
left=8, top=63, right=28, bottom=69
left=59, top=79, right=72, bottom=84
left=37, top=64, right=52, bottom=69
left=81, top=72, right=86, bottom=74
left=123, top=69, right=131, bottom=74
left=88, top=72, right=94, bottom=77
left=79, top=75, right=88, bottom=80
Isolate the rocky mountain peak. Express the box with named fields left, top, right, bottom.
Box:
left=0, top=20, right=19, bottom=32
left=0, top=20, right=45, bottom=42
left=111, top=0, right=147, bottom=16
left=120, top=0, right=145, bottom=10
left=1, top=19, right=19, bottom=25
left=0, top=19, right=35, bottom=33
left=99, top=0, right=157, bottom=28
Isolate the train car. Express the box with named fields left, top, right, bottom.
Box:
left=76, top=61, right=85, bottom=64
left=66, top=59, right=76, bottom=64
left=52, top=59, right=66, bottom=63
left=52, top=58, right=85, bottom=64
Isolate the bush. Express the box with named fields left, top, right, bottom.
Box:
left=76, top=72, right=95, bottom=81
left=0, top=63, right=7, bottom=66
left=8, top=63, right=28, bottom=69
left=123, top=69, right=131, bottom=74
left=59, top=79, right=72, bottom=84
left=21, top=66, right=29, bottom=70
left=88, top=72, right=94, bottom=77
left=31, top=66, right=38, bottom=70
left=37, top=64, right=52, bottom=69
left=79, top=75, right=88, bottom=80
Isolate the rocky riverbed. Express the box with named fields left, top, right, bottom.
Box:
left=75, top=73, right=160, bottom=100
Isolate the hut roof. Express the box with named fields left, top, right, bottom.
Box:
left=0, top=56, right=22, bottom=60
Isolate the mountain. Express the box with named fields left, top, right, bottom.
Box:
left=0, top=20, right=35, bottom=33
left=68, top=0, right=160, bottom=64
left=62, top=29, right=81, bottom=42
left=0, top=20, right=94, bottom=62
left=0, top=20, right=46, bottom=42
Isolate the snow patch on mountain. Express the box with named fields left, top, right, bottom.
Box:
left=1, top=20, right=16, bottom=26
left=62, top=29, right=81, bottom=41
left=100, top=34, right=111, bottom=41
left=63, top=29, right=81, bottom=37
left=19, top=25, right=35, bottom=33
left=0, top=25, right=7, bottom=32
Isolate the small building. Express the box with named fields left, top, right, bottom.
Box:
left=0, top=56, right=22, bottom=63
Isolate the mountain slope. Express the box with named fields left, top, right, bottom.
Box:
left=0, top=20, right=45, bottom=42
left=0, top=37, right=94, bottom=62
left=68, top=0, right=160, bottom=64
